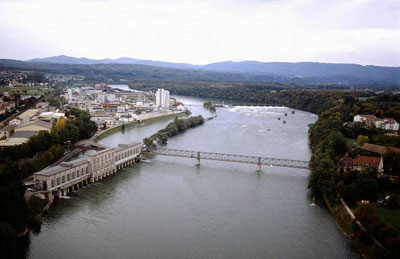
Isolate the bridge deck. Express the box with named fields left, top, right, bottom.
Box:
left=151, top=148, right=309, bottom=169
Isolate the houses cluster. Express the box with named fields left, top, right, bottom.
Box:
left=0, top=70, right=84, bottom=88
left=337, top=114, right=400, bottom=177
left=64, top=85, right=185, bottom=130
left=0, top=100, right=15, bottom=115
left=0, top=71, right=29, bottom=86
left=0, top=102, right=65, bottom=147
left=354, top=114, right=399, bottom=131
left=45, top=74, right=84, bottom=85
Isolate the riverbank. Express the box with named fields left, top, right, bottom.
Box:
left=94, top=111, right=187, bottom=141
left=324, top=194, right=390, bottom=258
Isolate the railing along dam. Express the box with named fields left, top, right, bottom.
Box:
left=150, top=148, right=309, bottom=171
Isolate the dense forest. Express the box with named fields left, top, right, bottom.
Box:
left=0, top=108, right=97, bottom=258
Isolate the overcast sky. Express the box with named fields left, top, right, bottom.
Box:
left=0, top=0, right=399, bottom=66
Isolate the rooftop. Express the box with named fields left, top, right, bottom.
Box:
left=115, top=142, right=142, bottom=152
left=18, top=109, right=39, bottom=119
left=88, top=147, right=115, bottom=156
left=361, top=143, right=400, bottom=155
left=0, top=124, right=16, bottom=132
left=35, top=157, right=89, bottom=176
left=361, top=143, right=386, bottom=154
left=16, top=120, right=52, bottom=131
left=353, top=155, right=381, bottom=165
left=10, top=131, right=37, bottom=138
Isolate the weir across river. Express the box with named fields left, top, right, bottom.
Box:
left=150, top=148, right=310, bottom=171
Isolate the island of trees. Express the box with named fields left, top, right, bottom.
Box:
left=203, top=102, right=216, bottom=112
left=144, top=115, right=204, bottom=150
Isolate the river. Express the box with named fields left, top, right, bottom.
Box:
left=27, top=95, right=360, bottom=258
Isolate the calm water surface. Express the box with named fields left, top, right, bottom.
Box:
left=27, top=96, right=360, bottom=259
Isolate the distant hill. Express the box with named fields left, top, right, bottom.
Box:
left=27, top=55, right=400, bottom=85
left=29, top=55, right=197, bottom=69
left=202, top=61, right=400, bottom=83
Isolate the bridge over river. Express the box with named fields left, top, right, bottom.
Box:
left=150, top=148, right=309, bottom=171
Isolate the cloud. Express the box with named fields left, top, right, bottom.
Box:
left=0, top=0, right=399, bottom=66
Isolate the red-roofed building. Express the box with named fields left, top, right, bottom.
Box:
left=339, top=154, right=383, bottom=172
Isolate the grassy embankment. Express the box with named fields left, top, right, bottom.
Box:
left=94, top=112, right=187, bottom=141
left=344, top=138, right=358, bottom=148
left=378, top=208, right=400, bottom=235
left=324, top=196, right=354, bottom=236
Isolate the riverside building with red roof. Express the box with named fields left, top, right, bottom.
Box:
left=339, top=154, right=383, bottom=172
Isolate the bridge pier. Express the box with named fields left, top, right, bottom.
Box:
left=195, top=152, right=200, bottom=166
left=256, top=157, right=261, bottom=172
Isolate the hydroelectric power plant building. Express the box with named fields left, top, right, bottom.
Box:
left=33, top=142, right=142, bottom=202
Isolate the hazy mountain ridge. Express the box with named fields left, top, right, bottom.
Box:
left=0, top=56, right=395, bottom=86
left=27, top=55, right=400, bottom=85
left=29, top=55, right=198, bottom=69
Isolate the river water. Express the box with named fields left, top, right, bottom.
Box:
left=27, top=96, right=360, bottom=259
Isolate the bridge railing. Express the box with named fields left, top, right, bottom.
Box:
left=151, top=148, right=309, bottom=169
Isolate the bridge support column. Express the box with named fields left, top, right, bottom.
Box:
left=257, top=157, right=261, bottom=172
left=196, top=152, right=200, bottom=166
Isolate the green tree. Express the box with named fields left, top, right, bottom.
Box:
left=357, top=135, right=369, bottom=145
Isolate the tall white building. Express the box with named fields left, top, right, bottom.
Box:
left=67, top=88, right=73, bottom=101
left=156, top=89, right=170, bottom=109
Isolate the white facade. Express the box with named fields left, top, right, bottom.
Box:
left=354, top=114, right=399, bottom=131
left=156, top=88, right=170, bottom=109
left=67, top=88, right=73, bottom=101
left=376, top=120, right=399, bottom=131
left=9, top=118, right=22, bottom=126
left=353, top=115, right=365, bottom=123
left=33, top=142, right=142, bottom=200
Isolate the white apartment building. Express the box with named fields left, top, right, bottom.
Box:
left=156, top=89, right=170, bottom=109
left=354, top=114, right=399, bottom=131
